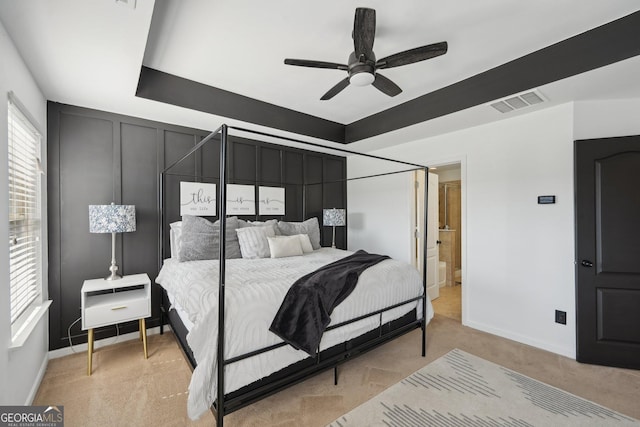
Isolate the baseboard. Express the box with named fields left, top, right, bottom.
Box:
left=48, top=326, right=165, bottom=359
left=25, top=352, right=49, bottom=405
left=464, top=319, right=576, bottom=359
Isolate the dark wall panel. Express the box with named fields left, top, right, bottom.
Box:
left=231, top=141, right=257, bottom=183
left=323, top=157, right=347, bottom=249
left=121, top=123, right=161, bottom=322
left=284, top=151, right=304, bottom=221
left=304, top=155, right=324, bottom=243
left=48, top=102, right=347, bottom=350
left=56, top=113, right=114, bottom=347
left=48, top=103, right=210, bottom=349
left=259, top=146, right=282, bottom=185
left=163, top=130, right=197, bottom=244
left=201, top=136, right=221, bottom=183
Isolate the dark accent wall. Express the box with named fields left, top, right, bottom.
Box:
left=47, top=102, right=346, bottom=350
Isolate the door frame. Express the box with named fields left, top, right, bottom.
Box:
left=412, top=170, right=439, bottom=300
left=410, top=157, right=467, bottom=324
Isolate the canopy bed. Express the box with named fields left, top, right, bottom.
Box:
left=156, top=125, right=433, bottom=425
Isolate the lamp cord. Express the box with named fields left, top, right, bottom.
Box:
left=67, top=317, right=120, bottom=354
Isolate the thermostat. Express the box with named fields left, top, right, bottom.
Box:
left=537, top=195, right=556, bottom=204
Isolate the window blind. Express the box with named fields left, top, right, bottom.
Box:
left=8, top=98, right=42, bottom=325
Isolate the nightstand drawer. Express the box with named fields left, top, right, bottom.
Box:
left=83, top=289, right=150, bottom=329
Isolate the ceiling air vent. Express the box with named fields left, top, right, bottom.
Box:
left=490, top=90, right=546, bottom=114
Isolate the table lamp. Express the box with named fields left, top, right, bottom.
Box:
left=323, top=208, right=346, bottom=248
left=89, top=203, right=136, bottom=280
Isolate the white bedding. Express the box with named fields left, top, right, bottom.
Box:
left=156, top=248, right=433, bottom=420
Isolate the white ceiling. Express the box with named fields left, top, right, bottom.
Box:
left=1, top=0, right=640, bottom=151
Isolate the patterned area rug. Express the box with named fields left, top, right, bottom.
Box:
left=328, top=349, right=639, bottom=427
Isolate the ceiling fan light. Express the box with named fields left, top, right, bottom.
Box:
left=350, top=72, right=375, bottom=87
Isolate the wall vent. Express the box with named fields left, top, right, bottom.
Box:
left=490, top=90, right=546, bottom=114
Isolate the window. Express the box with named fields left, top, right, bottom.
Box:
left=8, top=94, right=43, bottom=329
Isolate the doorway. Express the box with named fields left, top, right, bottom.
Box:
left=431, top=163, right=462, bottom=322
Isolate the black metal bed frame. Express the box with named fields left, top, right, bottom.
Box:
left=158, top=124, right=430, bottom=426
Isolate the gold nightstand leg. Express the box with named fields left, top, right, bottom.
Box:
left=139, top=319, right=143, bottom=341
left=141, top=318, right=148, bottom=359
left=87, top=328, right=94, bottom=376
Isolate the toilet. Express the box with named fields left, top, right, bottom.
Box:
left=438, top=261, right=447, bottom=287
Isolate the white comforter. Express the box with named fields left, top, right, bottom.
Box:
left=156, top=248, right=433, bottom=420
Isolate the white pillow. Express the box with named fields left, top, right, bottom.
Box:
left=236, top=225, right=275, bottom=259
left=268, top=235, right=304, bottom=258
left=296, top=234, right=314, bottom=253
left=169, top=221, right=182, bottom=258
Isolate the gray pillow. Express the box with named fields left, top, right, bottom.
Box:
left=178, top=231, right=218, bottom=262
left=236, top=225, right=276, bottom=259
left=248, top=219, right=281, bottom=235
left=178, top=215, right=241, bottom=261
left=277, top=217, right=321, bottom=249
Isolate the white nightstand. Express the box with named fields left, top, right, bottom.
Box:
left=81, top=273, right=151, bottom=375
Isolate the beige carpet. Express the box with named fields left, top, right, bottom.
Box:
left=328, top=348, right=640, bottom=426
left=34, top=315, right=640, bottom=426
left=431, top=285, right=461, bottom=322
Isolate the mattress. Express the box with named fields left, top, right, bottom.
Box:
left=156, top=247, right=433, bottom=419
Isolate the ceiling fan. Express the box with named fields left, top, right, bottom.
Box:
left=284, top=8, right=448, bottom=100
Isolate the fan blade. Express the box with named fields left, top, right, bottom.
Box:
left=372, top=73, right=402, bottom=97
left=376, top=41, right=448, bottom=69
left=353, top=8, right=375, bottom=60
left=284, top=59, right=348, bottom=71
left=320, top=77, right=350, bottom=100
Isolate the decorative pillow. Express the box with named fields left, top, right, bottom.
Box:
left=236, top=225, right=275, bottom=259
left=178, top=231, right=218, bottom=261
left=277, top=217, right=321, bottom=249
left=268, top=235, right=304, bottom=258
left=296, top=234, right=314, bottom=253
left=169, top=221, right=182, bottom=258
left=248, top=219, right=281, bottom=235
left=178, top=215, right=241, bottom=261
left=220, top=217, right=242, bottom=259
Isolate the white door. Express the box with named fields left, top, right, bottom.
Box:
left=414, top=171, right=439, bottom=300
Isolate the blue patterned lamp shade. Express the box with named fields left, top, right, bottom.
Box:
left=88, top=203, right=136, bottom=280
left=89, top=204, right=136, bottom=233
left=323, top=208, right=346, bottom=227
left=323, top=208, right=345, bottom=248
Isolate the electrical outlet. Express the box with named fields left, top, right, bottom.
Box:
left=555, top=310, right=567, bottom=325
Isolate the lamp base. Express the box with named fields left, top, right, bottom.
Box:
left=104, top=262, right=122, bottom=281
left=331, top=226, right=336, bottom=249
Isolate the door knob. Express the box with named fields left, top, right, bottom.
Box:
left=581, top=260, right=593, bottom=268
left=436, top=240, right=442, bottom=245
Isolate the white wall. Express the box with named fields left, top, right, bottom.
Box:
left=0, top=20, right=49, bottom=404
left=434, top=167, right=461, bottom=183
left=351, top=104, right=578, bottom=358
left=574, top=98, right=640, bottom=140
left=347, top=171, right=414, bottom=264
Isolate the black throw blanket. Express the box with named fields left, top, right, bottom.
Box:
left=269, top=250, right=390, bottom=356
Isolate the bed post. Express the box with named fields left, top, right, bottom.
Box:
left=217, top=125, right=229, bottom=426
left=158, top=171, right=165, bottom=334
left=421, top=167, right=429, bottom=357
